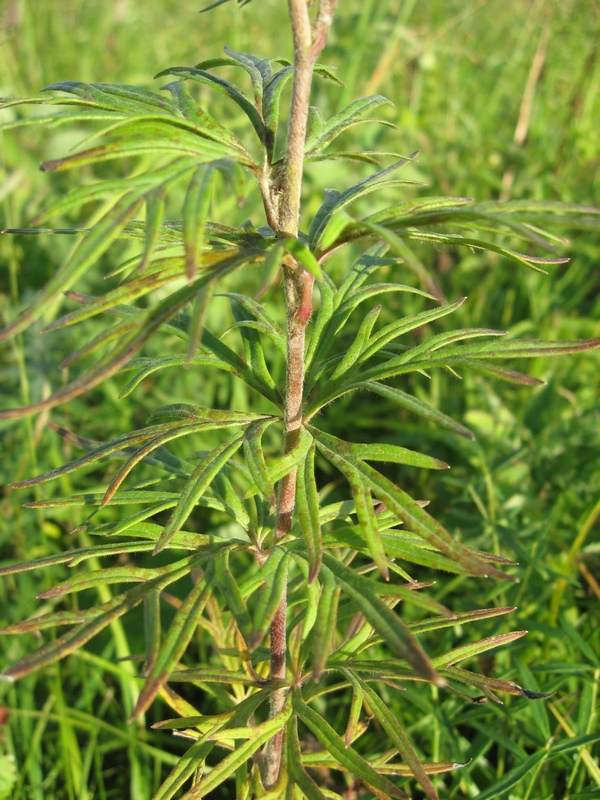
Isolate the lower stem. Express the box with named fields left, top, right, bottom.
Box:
left=264, top=268, right=311, bottom=788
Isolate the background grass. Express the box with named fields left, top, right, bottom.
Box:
left=1, top=0, right=599, bottom=798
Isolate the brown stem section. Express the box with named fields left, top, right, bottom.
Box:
left=261, top=0, right=337, bottom=789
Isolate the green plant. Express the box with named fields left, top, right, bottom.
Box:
left=1, top=1, right=599, bottom=798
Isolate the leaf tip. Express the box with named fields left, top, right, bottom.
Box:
left=0, top=673, right=15, bottom=683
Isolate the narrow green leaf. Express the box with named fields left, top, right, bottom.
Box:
left=351, top=474, right=389, bottom=579
left=180, top=698, right=292, bottom=799
left=312, top=427, right=510, bottom=581
left=44, top=80, right=178, bottom=114
left=156, top=66, right=266, bottom=145
left=37, top=564, right=165, bottom=598
left=155, top=431, right=246, bottom=553
left=0, top=190, right=145, bottom=342
left=345, top=671, right=438, bottom=800
left=263, top=66, right=293, bottom=155
left=296, top=445, right=322, bottom=582
left=331, top=304, right=381, bottom=380
left=282, top=237, right=323, bottom=280
left=42, top=271, right=178, bottom=333
left=183, top=165, right=217, bottom=279
left=362, top=382, right=475, bottom=439
left=160, top=80, right=248, bottom=155
left=230, top=295, right=278, bottom=395
left=320, top=552, right=441, bottom=685
left=432, top=631, right=528, bottom=669
left=310, top=566, right=340, bottom=680
left=243, top=418, right=277, bottom=504
left=293, top=690, right=410, bottom=800
left=215, top=548, right=253, bottom=645
left=0, top=563, right=190, bottom=681
left=143, top=588, right=162, bottom=674
left=0, top=250, right=252, bottom=418
left=344, top=682, right=364, bottom=747
left=308, top=154, right=417, bottom=248
left=358, top=296, right=467, bottom=364
left=410, top=606, right=516, bottom=634
left=132, top=562, right=216, bottom=718
left=262, top=427, right=313, bottom=490
left=305, top=274, right=336, bottom=370
left=306, top=95, right=394, bottom=156
left=287, top=715, right=330, bottom=800
left=153, top=690, right=270, bottom=800
left=347, top=441, right=449, bottom=471
left=251, top=549, right=291, bottom=649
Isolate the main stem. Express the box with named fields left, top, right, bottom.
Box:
left=263, top=0, right=338, bottom=788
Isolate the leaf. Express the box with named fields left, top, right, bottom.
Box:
left=293, top=690, right=410, bottom=800
left=287, top=715, right=330, bottom=800
left=0, top=250, right=253, bottom=418
left=0, top=562, right=191, bottom=681
left=345, top=441, right=449, bottom=471
left=243, top=418, right=278, bottom=504
left=344, top=671, right=438, bottom=800
left=410, top=606, right=516, bottom=634
left=361, top=382, right=475, bottom=440
left=155, top=65, right=266, bottom=145
left=432, top=631, right=528, bottom=668
left=357, top=296, right=467, bottom=365
left=230, top=296, right=278, bottom=395
left=319, top=553, right=441, bottom=685
left=310, top=565, right=340, bottom=680
left=153, top=689, right=270, bottom=800
left=330, top=304, right=382, bottom=380
left=179, top=698, right=292, bottom=800
left=215, top=548, right=253, bottom=645
left=344, top=680, right=364, bottom=747
left=44, top=80, right=178, bottom=114
left=183, top=164, right=217, bottom=279
left=132, top=562, right=216, bottom=718
left=312, top=427, right=508, bottom=581
left=308, top=153, right=418, bottom=249
left=154, top=431, right=246, bottom=553
left=263, top=65, right=293, bottom=155
left=296, top=445, right=322, bottom=582
left=350, top=472, right=389, bottom=579
left=160, top=80, right=248, bottom=155
left=0, top=190, right=145, bottom=342
left=306, top=95, right=395, bottom=156
left=251, top=548, right=291, bottom=649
